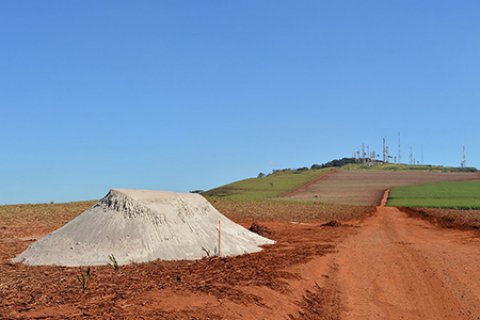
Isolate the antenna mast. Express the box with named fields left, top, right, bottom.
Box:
left=383, top=137, right=387, bottom=163
left=461, top=146, right=467, bottom=168
left=398, top=132, right=401, bottom=164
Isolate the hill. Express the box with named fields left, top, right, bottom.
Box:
left=203, top=168, right=331, bottom=201
left=285, top=169, right=480, bottom=206
left=204, top=160, right=479, bottom=205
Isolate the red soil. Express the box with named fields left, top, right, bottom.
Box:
left=4, top=192, right=480, bottom=319
left=336, top=204, right=480, bottom=319
left=0, top=206, right=356, bottom=320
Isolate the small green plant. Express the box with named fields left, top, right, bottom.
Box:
left=77, top=267, right=91, bottom=289
left=202, top=246, right=219, bottom=257
left=109, top=254, right=119, bottom=272
left=201, top=247, right=211, bottom=257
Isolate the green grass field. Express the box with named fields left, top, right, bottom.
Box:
left=203, top=168, right=330, bottom=201
left=388, top=181, right=480, bottom=209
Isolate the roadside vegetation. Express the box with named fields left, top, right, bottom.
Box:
left=388, top=181, right=480, bottom=209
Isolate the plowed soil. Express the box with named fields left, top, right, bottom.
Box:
left=285, top=170, right=480, bottom=205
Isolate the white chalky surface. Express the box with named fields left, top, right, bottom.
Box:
left=13, top=189, right=274, bottom=266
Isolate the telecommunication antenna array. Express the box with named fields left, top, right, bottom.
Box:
left=461, top=146, right=467, bottom=168
left=383, top=137, right=389, bottom=163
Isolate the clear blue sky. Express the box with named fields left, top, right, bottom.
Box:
left=1, top=1, right=479, bottom=204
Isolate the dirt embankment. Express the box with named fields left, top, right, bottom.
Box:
left=400, top=207, right=480, bottom=231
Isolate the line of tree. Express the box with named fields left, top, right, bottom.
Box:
left=310, top=157, right=372, bottom=169
left=257, top=157, right=477, bottom=178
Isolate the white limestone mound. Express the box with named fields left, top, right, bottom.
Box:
left=13, top=189, right=274, bottom=266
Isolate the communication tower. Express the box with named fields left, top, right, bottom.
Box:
left=461, top=146, right=467, bottom=168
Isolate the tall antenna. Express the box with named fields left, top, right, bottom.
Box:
left=461, top=145, right=467, bottom=168
left=383, top=137, right=387, bottom=163
left=421, top=145, right=424, bottom=165
left=409, top=146, right=413, bottom=165
left=398, top=132, right=401, bottom=164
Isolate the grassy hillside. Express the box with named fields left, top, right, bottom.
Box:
left=203, top=168, right=330, bottom=201
left=388, top=181, right=480, bottom=209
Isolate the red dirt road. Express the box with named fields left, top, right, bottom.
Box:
left=335, top=203, right=480, bottom=319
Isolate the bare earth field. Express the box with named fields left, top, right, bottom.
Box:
left=211, top=199, right=375, bottom=222
left=285, top=169, right=480, bottom=205
left=0, top=201, right=367, bottom=320
left=3, top=194, right=480, bottom=319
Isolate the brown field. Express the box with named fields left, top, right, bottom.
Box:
left=285, top=169, right=480, bottom=205
left=211, top=198, right=375, bottom=222
left=4, top=188, right=480, bottom=319
left=0, top=200, right=370, bottom=320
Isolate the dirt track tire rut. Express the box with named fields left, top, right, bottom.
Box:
left=334, top=205, right=480, bottom=319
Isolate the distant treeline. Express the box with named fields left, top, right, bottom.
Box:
left=257, top=157, right=368, bottom=178
left=257, top=157, right=477, bottom=178
left=310, top=157, right=375, bottom=169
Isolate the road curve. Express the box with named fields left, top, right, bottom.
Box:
left=334, top=204, right=480, bottom=319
